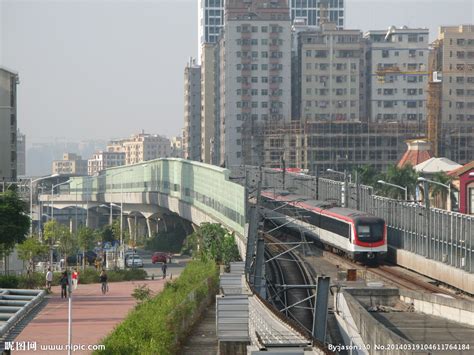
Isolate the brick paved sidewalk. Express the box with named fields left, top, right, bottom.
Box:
left=14, top=279, right=166, bottom=354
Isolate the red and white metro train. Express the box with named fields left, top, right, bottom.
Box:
left=260, top=190, right=387, bottom=262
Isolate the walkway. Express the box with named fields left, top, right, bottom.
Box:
left=181, top=300, right=218, bottom=355
left=14, top=279, right=166, bottom=354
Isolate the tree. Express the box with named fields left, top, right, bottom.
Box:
left=353, top=165, right=382, bottom=188
left=430, top=172, right=455, bottom=209
left=380, top=164, right=419, bottom=200
left=43, top=220, right=74, bottom=267
left=77, top=226, right=96, bottom=269
left=111, top=219, right=129, bottom=245
left=183, top=223, right=241, bottom=266
left=0, top=190, right=30, bottom=271
left=17, top=237, right=48, bottom=273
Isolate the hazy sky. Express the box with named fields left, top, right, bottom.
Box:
left=1, top=0, right=473, bottom=146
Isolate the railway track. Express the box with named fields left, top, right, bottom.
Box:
left=263, top=232, right=315, bottom=335
left=266, top=225, right=462, bottom=298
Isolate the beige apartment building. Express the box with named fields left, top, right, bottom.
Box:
left=201, top=43, right=218, bottom=164
left=430, top=25, right=474, bottom=164
left=88, top=150, right=125, bottom=175
left=122, top=132, right=171, bottom=165
left=170, top=136, right=184, bottom=158
left=297, top=23, right=366, bottom=121
left=365, top=27, right=429, bottom=126
left=52, top=153, right=88, bottom=176
left=183, top=58, right=202, bottom=162
left=0, top=67, right=19, bottom=182
left=219, top=0, right=292, bottom=167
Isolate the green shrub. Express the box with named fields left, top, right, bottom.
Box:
left=96, top=260, right=218, bottom=355
left=0, top=268, right=147, bottom=290
left=0, top=275, right=19, bottom=288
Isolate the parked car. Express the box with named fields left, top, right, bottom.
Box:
left=126, top=255, right=143, bottom=268
left=151, top=252, right=168, bottom=264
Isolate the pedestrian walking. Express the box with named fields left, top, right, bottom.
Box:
left=45, top=268, right=53, bottom=292
left=161, top=262, right=167, bottom=279
left=59, top=271, right=69, bottom=299
left=72, top=268, right=79, bottom=290
left=99, top=270, right=108, bottom=295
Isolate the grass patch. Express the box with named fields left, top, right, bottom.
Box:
left=95, top=260, right=218, bottom=355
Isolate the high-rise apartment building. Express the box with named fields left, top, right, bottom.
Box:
left=201, top=43, right=219, bottom=164
left=198, top=0, right=225, bottom=60
left=296, top=23, right=366, bottom=121
left=183, top=58, right=202, bottom=161
left=429, top=25, right=474, bottom=164
left=0, top=67, right=19, bottom=182
left=16, top=129, right=26, bottom=176
left=88, top=150, right=125, bottom=176
left=219, top=0, right=292, bottom=167
left=122, top=132, right=171, bottom=165
left=198, top=0, right=345, bottom=59
left=365, top=27, right=429, bottom=127
left=52, top=153, right=88, bottom=176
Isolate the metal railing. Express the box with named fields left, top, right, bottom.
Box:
left=236, top=166, right=474, bottom=273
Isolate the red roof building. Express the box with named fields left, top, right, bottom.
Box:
left=397, top=139, right=432, bottom=168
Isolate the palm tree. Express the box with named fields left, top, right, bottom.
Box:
left=429, top=172, right=455, bottom=210
left=352, top=165, right=381, bottom=187
left=381, top=164, right=419, bottom=200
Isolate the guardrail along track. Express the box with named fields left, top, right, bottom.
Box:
left=263, top=232, right=314, bottom=334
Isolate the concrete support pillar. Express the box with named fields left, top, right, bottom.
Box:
left=146, top=218, right=157, bottom=239
left=127, top=216, right=136, bottom=245
left=136, top=217, right=147, bottom=239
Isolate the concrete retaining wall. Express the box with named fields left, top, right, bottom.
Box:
left=388, top=247, right=474, bottom=295
left=400, top=290, right=474, bottom=327
left=336, top=289, right=416, bottom=355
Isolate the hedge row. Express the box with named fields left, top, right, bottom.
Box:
left=0, top=268, right=147, bottom=289
left=96, top=260, right=218, bottom=355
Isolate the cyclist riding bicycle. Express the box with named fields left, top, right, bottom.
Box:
left=99, top=270, right=108, bottom=295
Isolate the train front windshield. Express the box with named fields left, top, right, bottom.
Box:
left=356, top=220, right=384, bottom=243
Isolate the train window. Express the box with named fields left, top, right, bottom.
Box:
left=320, top=215, right=349, bottom=238
left=371, top=223, right=384, bottom=239
left=357, top=225, right=371, bottom=238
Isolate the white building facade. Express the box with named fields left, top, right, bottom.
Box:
left=88, top=150, right=126, bottom=176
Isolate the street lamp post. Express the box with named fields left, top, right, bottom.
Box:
left=326, top=168, right=350, bottom=208
left=377, top=180, right=408, bottom=201
left=29, top=174, right=59, bottom=236
left=417, top=177, right=452, bottom=212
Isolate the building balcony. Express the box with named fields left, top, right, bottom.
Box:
left=270, top=44, right=279, bottom=51
left=241, top=57, right=251, bottom=64
left=242, top=107, right=252, bottom=114
left=241, top=82, right=252, bottom=89
left=241, top=44, right=251, bottom=51
left=270, top=57, right=280, bottom=65
left=269, top=83, right=280, bottom=90
left=241, top=32, right=251, bottom=39
left=241, top=69, right=251, bottom=76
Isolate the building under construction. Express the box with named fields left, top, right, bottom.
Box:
left=427, top=25, right=474, bottom=164
left=261, top=120, right=422, bottom=174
